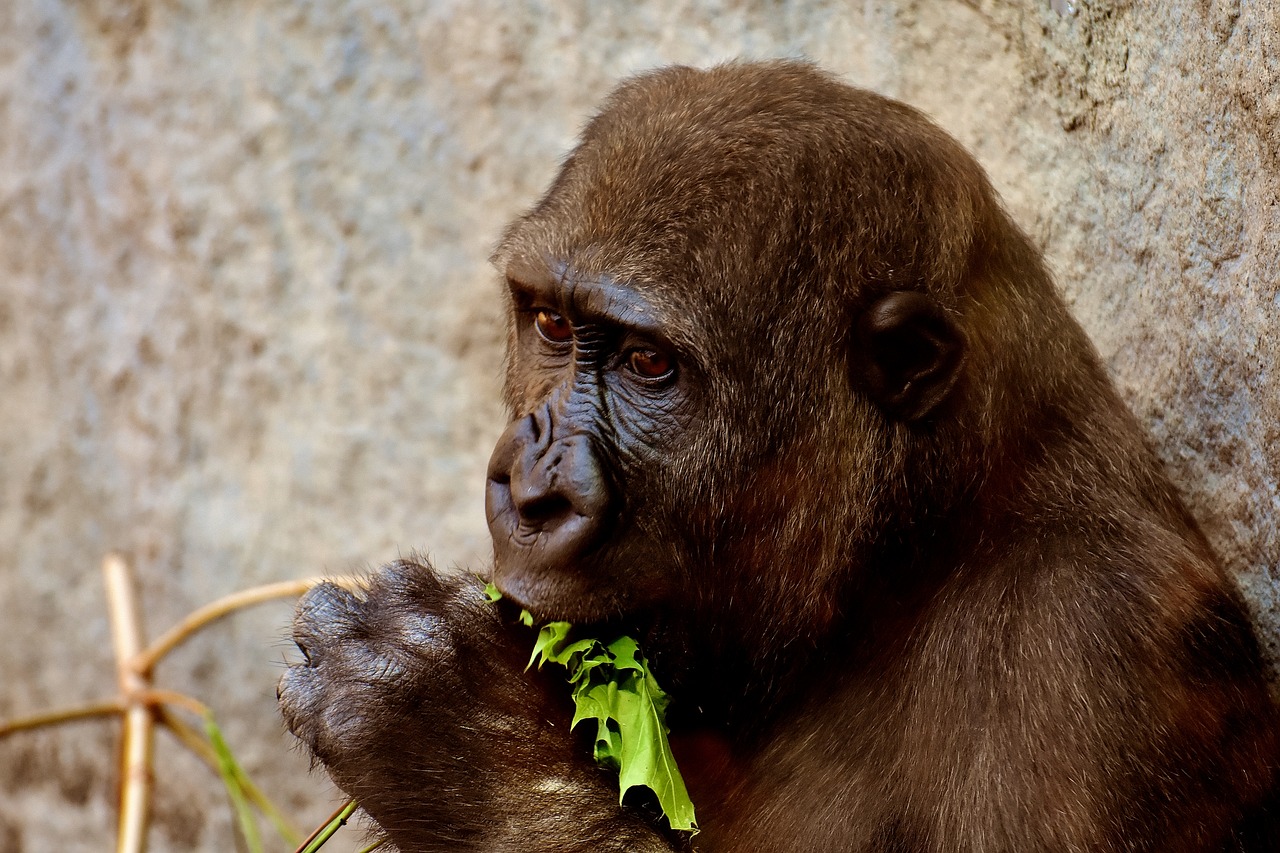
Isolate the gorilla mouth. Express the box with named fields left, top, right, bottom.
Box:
left=490, top=485, right=608, bottom=569
left=489, top=515, right=671, bottom=626
left=509, top=510, right=593, bottom=549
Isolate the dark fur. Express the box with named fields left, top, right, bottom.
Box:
left=280, top=61, right=1280, bottom=851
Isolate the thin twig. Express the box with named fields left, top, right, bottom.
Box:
left=140, top=688, right=209, bottom=719
left=7, top=562, right=358, bottom=850
left=104, top=553, right=154, bottom=853
left=295, top=799, right=358, bottom=853
left=155, top=708, right=303, bottom=845
left=155, top=706, right=222, bottom=769
left=0, top=700, right=123, bottom=737
left=135, top=576, right=365, bottom=675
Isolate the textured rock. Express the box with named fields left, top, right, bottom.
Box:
left=0, top=1, right=1275, bottom=849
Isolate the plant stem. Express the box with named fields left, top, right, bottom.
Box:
left=140, top=688, right=209, bottom=718
left=295, top=799, right=358, bottom=853
left=0, top=700, right=123, bottom=737
left=104, top=554, right=155, bottom=853
left=155, top=708, right=303, bottom=845
left=135, top=576, right=364, bottom=674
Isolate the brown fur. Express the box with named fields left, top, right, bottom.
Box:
left=282, top=61, right=1280, bottom=851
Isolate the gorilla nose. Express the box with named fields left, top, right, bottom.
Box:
left=485, top=416, right=611, bottom=573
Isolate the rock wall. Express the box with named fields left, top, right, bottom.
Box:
left=1, top=1, right=1276, bottom=849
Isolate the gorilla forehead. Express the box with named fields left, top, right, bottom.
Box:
left=495, top=60, right=988, bottom=313
left=503, top=252, right=676, bottom=341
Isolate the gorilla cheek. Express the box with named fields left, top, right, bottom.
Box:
left=485, top=411, right=614, bottom=606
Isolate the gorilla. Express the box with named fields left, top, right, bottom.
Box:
left=280, top=61, right=1280, bottom=852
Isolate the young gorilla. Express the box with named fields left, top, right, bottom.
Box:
left=280, top=61, right=1280, bottom=851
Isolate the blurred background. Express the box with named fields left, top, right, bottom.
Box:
left=1, top=1, right=1277, bottom=850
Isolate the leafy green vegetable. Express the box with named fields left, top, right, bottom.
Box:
left=483, top=582, right=697, bottom=832
left=484, top=581, right=534, bottom=626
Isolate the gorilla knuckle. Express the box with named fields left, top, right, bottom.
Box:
left=292, top=581, right=366, bottom=647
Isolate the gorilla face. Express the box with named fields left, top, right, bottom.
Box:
left=485, top=260, right=694, bottom=624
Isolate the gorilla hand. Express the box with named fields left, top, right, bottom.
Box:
left=279, top=560, right=675, bottom=852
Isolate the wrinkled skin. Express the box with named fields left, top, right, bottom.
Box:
left=281, top=61, right=1280, bottom=852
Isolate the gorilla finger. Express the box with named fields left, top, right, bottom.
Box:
left=292, top=581, right=368, bottom=657
left=370, top=558, right=454, bottom=607
left=278, top=664, right=324, bottom=736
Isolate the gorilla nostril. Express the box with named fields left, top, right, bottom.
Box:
left=485, top=427, right=609, bottom=562
left=517, top=492, right=576, bottom=527
left=296, top=641, right=312, bottom=665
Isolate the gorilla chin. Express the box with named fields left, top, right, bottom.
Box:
left=488, top=520, right=675, bottom=626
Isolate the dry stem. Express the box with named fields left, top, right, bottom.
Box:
left=135, top=575, right=365, bottom=675
left=104, top=553, right=154, bottom=853
left=156, top=707, right=303, bottom=843
left=0, top=700, right=123, bottom=737
left=0, top=559, right=356, bottom=852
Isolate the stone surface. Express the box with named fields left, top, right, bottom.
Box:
left=0, top=0, right=1275, bottom=849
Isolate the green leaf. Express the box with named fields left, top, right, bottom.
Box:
left=529, top=621, right=575, bottom=668
left=204, top=712, right=264, bottom=853
left=611, top=670, right=697, bottom=831
left=569, top=679, right=610, bottom=729
left=594, top=718, right=623, bottom=770
left=484, top=580, right=534, bottom=626
left=604, top=635, right=645, bottom=673
left=487, top=596, right=698, bottom=832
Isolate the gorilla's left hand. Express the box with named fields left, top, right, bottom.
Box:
left=279, top=560, right=676, bottom=852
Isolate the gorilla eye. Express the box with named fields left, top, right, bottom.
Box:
left=628, top=348, right=674, bottom=380
left=534, top=309, right=573, bottom=344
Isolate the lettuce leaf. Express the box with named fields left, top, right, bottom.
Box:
left=484, top=583, right=697, bottom=832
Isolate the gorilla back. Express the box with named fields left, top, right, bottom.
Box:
left=282, top=61, right=1280, bottom=852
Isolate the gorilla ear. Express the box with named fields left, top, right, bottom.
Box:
left=854, top=291, right=967, bottom=422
